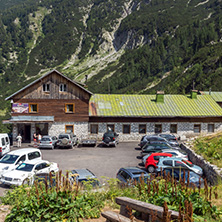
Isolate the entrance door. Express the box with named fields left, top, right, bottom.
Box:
left=24, top=125, right=31, bottom=143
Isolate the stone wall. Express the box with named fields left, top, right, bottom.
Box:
left=88, top=122, right=222, bottom=141
left=180, top=143, right=222, bottom=185
left=49, top=122, right=88, bottom=138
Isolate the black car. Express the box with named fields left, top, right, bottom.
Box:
left=139, top=135, right=167, bottom=148
left=158, top=134, right=180, bottom=148
left=140, top=143, right=172, bottom=157
left=102, top=131, right=119, bottom=147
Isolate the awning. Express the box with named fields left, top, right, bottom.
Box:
left=3, top=116, right=54, bottom=123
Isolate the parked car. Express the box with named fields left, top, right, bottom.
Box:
left=57, top=133, right=78, bottom=148
left=156, top=157, right=203, bottom=176
left=138, top=135, right=164, bottom=148
left=0, top=133, right=10, bottom=157
left=116, top=167, right=150, bottom=185
left=70, top=168, right=99, bottom=187
left=1, top=159, right=59, bottom=186
left=0, top=148, right=42, bottom=178
left=39, top=136, right=58, bottom=149
left=161, top=168, right=204, bottom=187
left=140, top=143, right=172, bottom=157
left=142, top=149, right=188, bottom=166
left=145, top=153, right=173, bottom=173
left=34, top=172, right=56, bottom=187
left=158, top=134, right=180, bottom=147
left=102, top=131, right=119, bottom=147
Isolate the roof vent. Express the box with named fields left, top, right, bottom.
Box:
left=156, top=91, right=164, bottom=103
left=191, top=90, right=198, bottom=99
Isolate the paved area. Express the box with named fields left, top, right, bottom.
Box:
left=0, top=141, right=142, bottom=197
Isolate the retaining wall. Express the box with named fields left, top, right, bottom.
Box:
left=180, top=143, right=222, bottom=185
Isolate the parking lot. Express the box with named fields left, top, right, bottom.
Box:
left=0, top=141, right=141, bottom=196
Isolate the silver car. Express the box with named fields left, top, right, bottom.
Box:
left=156, top=157, right=203, bottom=176
left=39, top=136, right=58, bottom=149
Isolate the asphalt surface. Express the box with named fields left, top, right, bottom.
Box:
left=0, top=142, right=141, bottom=197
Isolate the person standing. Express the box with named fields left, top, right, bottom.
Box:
left=38, top=134, right=42, bottom=143
left=33, top=133, right=37, bottom=142
left=16, top=134, right=22, bottom=148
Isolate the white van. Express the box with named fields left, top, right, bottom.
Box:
left=0, top=134, right=10, bottom=157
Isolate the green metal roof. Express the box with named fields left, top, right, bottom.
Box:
left=201, top=91, right=222, bottom=102
left=89, top=94, right=222, bottom=117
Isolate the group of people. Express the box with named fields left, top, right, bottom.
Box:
left=33, top=133, right=42, bottom=143
left=16, top=133, right=42, bottom=148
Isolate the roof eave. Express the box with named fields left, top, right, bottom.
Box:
left=5, top=69, right=93, bottom=101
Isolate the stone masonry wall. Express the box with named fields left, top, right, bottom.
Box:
left=180, top=143, right=222, bottom=185
left=49, top=122, right=88, bottom=138
left=89, top=122, right=222, bottom=141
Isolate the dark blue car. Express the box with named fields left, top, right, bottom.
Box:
left=116, top=167, right=150, bottom=185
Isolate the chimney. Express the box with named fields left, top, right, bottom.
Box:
left=156, top=91, right=164, bottom=103
left=191, top=90, right=198, bottom=99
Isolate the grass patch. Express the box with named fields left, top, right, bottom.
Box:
left=1, top=172, right=221, bottom=221
left=192, top=132, right=222, bottom=168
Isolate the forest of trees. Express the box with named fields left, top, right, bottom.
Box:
left=0, top=0, right=222, bottom=132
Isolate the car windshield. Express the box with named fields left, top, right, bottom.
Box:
left=41, top=137, right=50, bottom=141
left=104, top=132, right=114, bottom=137
left=0, top=154, right=19, bottom=164
left=16, top=163, right=34, bottom=172
left=59, top=135, right=69, bottom=139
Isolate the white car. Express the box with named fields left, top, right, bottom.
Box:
left=1, top=159, right=59, bottom=186
left=0, top=148, right=42, bottom=178
left=142, top=149, right=188, bottom=165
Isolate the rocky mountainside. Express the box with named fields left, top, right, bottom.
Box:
left=0, top=0, right=222, bottom=104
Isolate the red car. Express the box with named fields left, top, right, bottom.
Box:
left=145, top=153, right=173, bottom=173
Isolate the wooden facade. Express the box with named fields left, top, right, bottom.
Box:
left=12, top=99, right=89, bottom=122
left=9, top=70, right=91, bottom=122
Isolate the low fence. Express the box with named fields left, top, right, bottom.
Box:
left=180, top=143, right=222, bottom=185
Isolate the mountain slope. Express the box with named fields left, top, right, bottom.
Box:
left=0, top=0, right=222, bottom=101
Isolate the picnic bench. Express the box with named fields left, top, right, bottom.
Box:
left=102, top=197, right=181, bottom=222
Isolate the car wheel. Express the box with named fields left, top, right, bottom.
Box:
left=23, top=178, right=30, bottom=185
left=147, top=165, right=155, bottom=173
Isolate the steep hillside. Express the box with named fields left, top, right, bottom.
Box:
left=0, top=0, right=222, bottom=102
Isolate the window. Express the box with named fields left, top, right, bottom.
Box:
left=170, top=124, right=177, bottom=133
left=107, top=124, right=115, bottom=132
left=35, top=164, right=42, bottom=171
left=162, top=160, right=173, bottom=166
left=43, top=83, right=50, bottom=92
left=29, top=104, right=38, bottom=113
left=123, top=124, right=130, bottom=134
left=59, top=84, right=67, bottom=92
left=5, top=137, right=9, bottom=144
left=208, top=124, right=215, bottom=133
left=65, top=125, right=74, bottom=133
left=90, top=124, right=98, bottom=134
left=65, top=104, right=74, bottom=113
left=1, top=138, right=5, bottom=146
left=154, top=156, right=161, bottom=161
left=155, top=124, right=162, bottom=133
left=28, top=151, right=41, bottom=160
left=194, top=124, right=201, bottom=133
left=175, top=161, right=185, bottom=167
left=139, top=124, right=146, bottom=134
left=15, top=155, right=26, bottom=165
